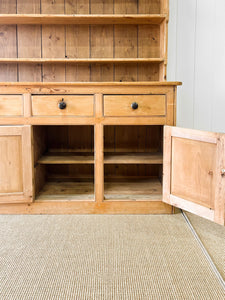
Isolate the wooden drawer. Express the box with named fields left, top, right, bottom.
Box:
left=104, top=95, right=166, bottom=117
left=32, top=95, right=94, bottom=117
left=0, top=95, right=23, bottom=116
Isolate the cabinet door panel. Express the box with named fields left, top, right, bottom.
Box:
left=163, top=126, right=225, bottom=225
left=0, top=126, right=33, bottom=203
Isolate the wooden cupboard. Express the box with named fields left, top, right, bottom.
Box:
left=0, top=1, right=224, bottom=225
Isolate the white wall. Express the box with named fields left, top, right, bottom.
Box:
left=167, top=0, right=225, bottom=133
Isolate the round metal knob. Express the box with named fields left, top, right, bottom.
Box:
left=58, top=99, right=66, bottom=110
left=131, top=102, right=138, bottom=110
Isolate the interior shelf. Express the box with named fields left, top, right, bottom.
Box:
left=104, top=178, right=162, bottom=201
left=0, top=14, right=166, bottom=25
left=38, top=153, right=94, bottom=164
left=0, top=58, right=164, bottom=64
left=104, top=153, right=163, bottom=164
left=36, top=179, right=94, bottom=202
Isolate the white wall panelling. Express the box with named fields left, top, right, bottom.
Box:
left=168, top=0, right=225, bottom=133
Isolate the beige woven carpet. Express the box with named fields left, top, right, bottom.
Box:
left=186, top=212, right=225, bottom=280
left=0, top=214, right=224, bottom=300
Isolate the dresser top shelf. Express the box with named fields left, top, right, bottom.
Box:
left=0, top=82, right=182, bottom=86
left=0, top=14, right=167, bottom=25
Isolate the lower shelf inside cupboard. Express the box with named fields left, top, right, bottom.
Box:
left=35, top=177, right=162, bottom=202
left=104, top=178, right=162, bottom=201
left=36, top=179, right=95, bottom=202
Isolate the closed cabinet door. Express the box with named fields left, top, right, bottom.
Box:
left=163, top=126, right=225, bottom=225
left=0, top=126, right=33, bottom=203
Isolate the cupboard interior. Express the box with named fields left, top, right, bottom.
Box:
left=33, top=125, right=94, bottom=201
left=104, top=125, right=163, bottom=200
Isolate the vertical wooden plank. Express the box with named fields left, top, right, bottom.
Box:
left=114, top=0, right=137, bottom=14
left=65, top=1, right=89, bottom=81
left=0, top=0, right=16, bottom=13
left=139, top=0, right=160, bottom=14
left=22, top=125, right=33, bottom=202
left=193, top=0, right=215, bottom=131
left=167, top=0, right=178, bottom=81
left=41, top=0, right=64, bottom=14
left=42, top=1, right=65, bottom=82
left=214, top=134, right=225, bottom=225
left=114, top=64, right=137, bottom=82
left=66, top=25, right=90, bottom=82
left=91, top=25, right=113, bottom=81
left=91, top=64, right=113, bottom=82
left=65, top=0, right=88, bottom=14
left=17, top=0, right=40, bottom=13
left=95, top=113, right=104, bottom=203
left=211, top=0, right=225, bottom=132
left=114, top=25, right=137, bottom=81
left=138, top=25, right=160, bottom=58
left=162, top=126, right=172, bottom=204
left=0, top=0, right=17, bottom=81
left=23, top=93, right=32, bottom=117
left=91, top=26, right=113, bottom=58
left=91, top=0, right=113, bottom=14
left=159, top=20, right=167, bottom=80
left=17, top=26, right=42, bottom=81
left=114, top=2, right=137, bottom=81
left=176, top=0, right=196, bottom=128
left=115, top=25, right=137, bottom=58
left=161, top=0, right=169, bottom=15
left=138, top=64, right=160, bottom=81
left=17, top=0, right=41, bottom=82
left=42, top=25, right=65, bottom=81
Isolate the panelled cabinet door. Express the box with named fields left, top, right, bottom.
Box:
left=163, top=126, right=225, bottom=225
left=0, top=126, right=33, bottom=204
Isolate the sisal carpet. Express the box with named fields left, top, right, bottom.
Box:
left=186, top=212, right=225, bottom=280
left=0, top=214, right=224, bottom=299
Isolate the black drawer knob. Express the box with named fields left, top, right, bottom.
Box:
left=131, top=102, right=138, bottom=110
left=58, top=98, right=66, bottom=110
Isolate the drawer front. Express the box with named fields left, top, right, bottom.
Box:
left=32, top=95, right=94, bottom=117
left=104, top=95, right=166, bottom=117
left=0, top=95, right=23, bottom=116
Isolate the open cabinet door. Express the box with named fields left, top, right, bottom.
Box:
left=163, top=126, right=225, bottom=225
left=0, top=126, right=33, bottom=204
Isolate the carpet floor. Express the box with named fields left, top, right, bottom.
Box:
left=186, top=212, right=225, bottom=280
left=0, top=214, right=224, bottom=300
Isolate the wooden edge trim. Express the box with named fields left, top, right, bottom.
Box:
left=170, top=195, right=215, bottom=222
left=214, top=134, right=225, bottom=225
left=0, top=126, right=23, bottom=135
left=162, top=126, right=172, bottom=205
left=23, top=93, right=31, bottom=117
left=22, top=126, right=33, bottom=202
left=94, top=123, right=104, bottom=204
left=170, top=126, right=218, bottom=144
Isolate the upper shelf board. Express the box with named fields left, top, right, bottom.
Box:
left=0, top=58, right=165, bottom=64
left=0, top=14, right=166, bottom=25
